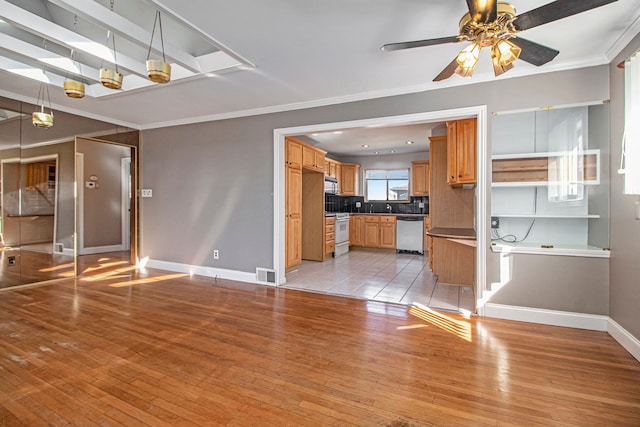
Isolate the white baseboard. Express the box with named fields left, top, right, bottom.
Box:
left=482, top=303, right=640, bottom=362
left=144, top=259, right=262, bottom=285
left=62, top=248, right=74, bottom=257
left=482, top=303, right=609, bottom=331
left=607, top=318, right=640, bottom=362
left=81, top=244, right=124, bottom=255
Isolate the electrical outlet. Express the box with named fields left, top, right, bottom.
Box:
left=213, top=250, right=219, bottom=260
left=491, top=217, right=500, bottom=229
left=141, top=189, right=153, bottom=198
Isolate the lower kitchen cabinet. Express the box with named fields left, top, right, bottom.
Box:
left=379, top=220, right=396, bottom=249
left=324, top=216, right=336, bottom=256
left=361, top=215, right=396, bottom=249
left=350, top=215, right=364, bottom=246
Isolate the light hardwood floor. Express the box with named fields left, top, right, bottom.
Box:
left=1, top=261, right=639, bottom=426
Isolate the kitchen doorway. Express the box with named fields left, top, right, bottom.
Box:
left=273, top=107, right=487, bottom=312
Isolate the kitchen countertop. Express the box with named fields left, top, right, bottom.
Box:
left=348, top=213, right=428, bottom=217
left=427, top=227, right=475, bottom=240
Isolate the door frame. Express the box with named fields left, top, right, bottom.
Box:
left=121, top=157, right=131, bottom=251
left=75, top=137, right=138, bottom=266
left=272, top=106, right=488, bottom=309
left=76, top=152, right=85, bottom=255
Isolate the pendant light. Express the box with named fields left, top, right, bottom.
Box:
left=64, top=50, right=86, bottom=98
left=146, top=11, right=171, bottom=83
left=100, top=1, right=123, bottom=89
left=100, top=30, right=123, bottom=90
left=32, top=80, right=54, bottom=128
left=64, top=16, right=85, bottom=98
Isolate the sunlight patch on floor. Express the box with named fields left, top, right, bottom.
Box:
left=406, top=303, right=472, bottom=342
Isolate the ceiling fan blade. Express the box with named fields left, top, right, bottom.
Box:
left=433, top=58, right=459, bottom=82
left=381, top=36, right=460, bottom=52
left=466, top=0, right=497, bottom=24
left=510, top=37, right=560, bottom=66
left=514, top=0, right=618, bottom=31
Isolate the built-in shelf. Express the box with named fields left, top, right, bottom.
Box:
left=491, top=243, right=610, bottom=258
left=492, top=181, right=599, bottom=188
left=492, top=149, right=600, bottom=186
left=491, top=106, right=609, bottom=254
left=492, top=213, right=600, bottom=219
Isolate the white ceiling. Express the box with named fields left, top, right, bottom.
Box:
left=0, top=0, right=639, bottom=147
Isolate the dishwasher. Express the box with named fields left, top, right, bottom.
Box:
left=396, top=216, right=424, bottom=254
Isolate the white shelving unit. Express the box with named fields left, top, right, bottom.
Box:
left=491, top=105, right=609, bottom=257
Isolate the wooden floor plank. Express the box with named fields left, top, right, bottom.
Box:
left=1, top=265, right=639, bottom=426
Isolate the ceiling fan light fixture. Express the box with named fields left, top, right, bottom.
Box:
left=493, top=39, right=521, bottom=66
left=456, top=42, right=481, bottom=69
left=491, top=54, right=514, bottom=76
left=455, top=42, right=481, bottom=77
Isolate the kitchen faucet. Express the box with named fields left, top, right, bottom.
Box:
left=386, top=203, right=392, bottom=213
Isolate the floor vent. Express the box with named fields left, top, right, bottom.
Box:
left=256, top=268, right=277, bottom=285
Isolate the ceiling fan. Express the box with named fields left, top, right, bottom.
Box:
left=381, top=0, right=618, bottom=81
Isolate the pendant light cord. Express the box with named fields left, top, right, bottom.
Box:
left=147, top=11, right=166, bottom=62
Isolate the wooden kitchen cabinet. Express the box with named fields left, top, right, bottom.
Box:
left=362, top=215, right=396, bottom=249
left=411, top=160, right=429, bottom=196
left=324, top=216, right=336, bottom=256
left=350, top=215, right=364, bottom=246
left=364, top=216, right=380, bottom=247
left=285, top=137, right=303, bottom=169
left=379, top=219, right=396, bottom=249
left=285, top=164, right=302, bottom=269
left=446, top=118, right=476, bottom=186
left=324, top=159, right=338, bottom=178
left=340, top=163, right=359, bottom=195
left=424, top=217, right=432, bottom=269
left=302, top=144, right=325, bottom=172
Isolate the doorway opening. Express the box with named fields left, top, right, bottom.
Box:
left=273, top=107, right=487, bottom=312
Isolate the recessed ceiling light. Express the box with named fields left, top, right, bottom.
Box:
left=390, top=150, right=396, bottom=153
left=406, top=141, right=414, bottom=145
left=362, top=144, right=369, bottom=148
left=374, top=151, right=379, bottom=154
left=311, top=133, right=319, bottom=136
left=333, top=131, right=343, bottom=134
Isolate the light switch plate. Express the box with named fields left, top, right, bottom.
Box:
left=141, top=189, right=153, bottom=198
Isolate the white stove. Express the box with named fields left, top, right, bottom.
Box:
left=334, top=213, right=350, bottom=257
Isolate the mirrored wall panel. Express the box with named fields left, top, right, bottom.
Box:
left=0, top=96, right=137, bottom=288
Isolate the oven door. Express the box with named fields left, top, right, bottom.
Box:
left=335, top=217, right=349, bottom=244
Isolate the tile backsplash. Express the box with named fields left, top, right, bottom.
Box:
left=325, top=194, right=428, bottom=215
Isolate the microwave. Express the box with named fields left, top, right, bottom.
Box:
left=324, top=177, right=338, bottom=194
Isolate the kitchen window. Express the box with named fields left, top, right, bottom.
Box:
left=365, top=169, right=409, bottom=201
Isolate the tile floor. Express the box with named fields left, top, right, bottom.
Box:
left=283, top=247, right=475, bottom=313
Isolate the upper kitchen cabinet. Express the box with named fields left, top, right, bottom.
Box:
left=302, top=144, right=326, bottom=173
left=411, top=160, right=429, bottom=196
left=285, top=137, right=303, bottom=169
left=446, top=118, right=476, bottom=186
left=286, top=136, right=325, bottom=172
left=324, top=158, right=338, bottom=178
left=340, top=163, right=360, bottom=196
